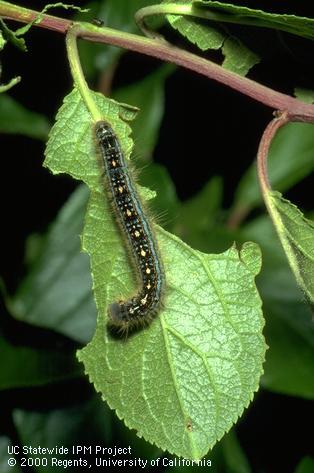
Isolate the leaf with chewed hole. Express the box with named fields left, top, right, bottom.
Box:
left=44, top=88, right=266, bottom=459
left=162, top=0, right=259, bottom=75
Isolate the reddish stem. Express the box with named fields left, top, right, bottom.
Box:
left=257, top=112, right=290, bottom=195
left=1, top=4, right=314, bottom=120
left=258, top=110, right=314, bottom=197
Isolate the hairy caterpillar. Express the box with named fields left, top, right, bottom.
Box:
left=95, top=121, right=164, bottom=331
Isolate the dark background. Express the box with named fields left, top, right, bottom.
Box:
left=1, top=1, right=313, bottom=472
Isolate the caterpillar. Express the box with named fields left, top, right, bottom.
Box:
left=95, top=121, right=164, bottom=331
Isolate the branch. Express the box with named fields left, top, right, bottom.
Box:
left=1, top=1, right=314, bottom=120
left=229, top=109, right=310, bottom=229
left=257, top=109, right=313, bottom=197
left=257, top=112, right=290, bottom=196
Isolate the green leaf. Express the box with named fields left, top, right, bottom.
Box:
left=221, top=37, right=259, bottom=77
left=220, top=429, right=251, bottom=473
left=44, top=88, right=137, bottom=185
left=0, top=94, right=50, bottom=139
left=0, top=28, right=21, bottom=92
left=177, top=190, right=313, bottom=407
left=243, top=216, right=314, bottom=399
left=265, top=191, right=314, bottom=305
left=139, top=163, right=180, bottom=228
left=0, top=437, right=22, bottom=473
left=0, top=4, right=87, bottom=54
left=174, top=177, right=234, bottom=254
left=0, top=29, right=6, bottom=49
left=15, top=3, right=89, bottom=38
left=13, top=397, right=112, bottom=473
left=294, top=87, right=314, bottom=104
left=0, top=18, right=27, bottom=51
left=8, top=65, right=172, bottom=342
left=13, top=396, right=159, bottom=471
left=163, top=0, right=259, bottom=76
left=90, top=0, right=156, bottom=33
left=112, top=417, right=162, bottom=463
left=79, top=237, right=264, bottom=459
left=0, top=330, right=82, bottom=390
left=24, top=233, right=46, bottom=268
left=166, top=10, right=225, bottom=51
left=154, top=429, right=249, bottom=472
left=44, top=88, right=265, bottom=459
left=234, top=122, right=314, bottom=211
left=194, top=1, right=314, bottom=40
left=9, top=185, right=96, bottom=344
left=0, top=76, right=21, bottom=94
left=178, top=177, right=223, bottom=230
left=294, top=457, right=314, bottom=473
left=262, top=298, right=314, bottom=399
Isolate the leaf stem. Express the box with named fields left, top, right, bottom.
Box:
left=1, top=2, right=314, bottom=119
left=256, top=111, right=313, bottom=199
left=73, top=28, right=314, bottom=119
left=66, top=24, right=102, bottom=122
left=229, top=109, right=314, bottom=229
left=0, top=75, right=21, bottom=93
left=257, top=112, right=290, bottom=197
left=135, top=4, right=192, bottom=39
